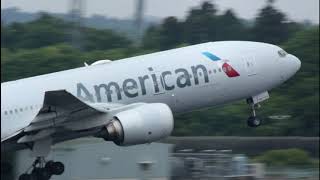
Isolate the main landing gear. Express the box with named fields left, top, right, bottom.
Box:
left=19, top=157, right=64, bottom=180
left=246, top=98, right=261, bottom=127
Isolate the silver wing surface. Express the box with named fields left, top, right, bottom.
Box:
left=1, top=90, right=140, bottom=152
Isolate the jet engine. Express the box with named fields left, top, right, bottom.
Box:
left=97, top=103, right=174, bottom=146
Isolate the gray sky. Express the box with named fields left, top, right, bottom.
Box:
left=1, top=0, right=319, bottom=23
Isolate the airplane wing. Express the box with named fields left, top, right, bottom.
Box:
left=2, top=89, right=172, bottom=153
left=23, top=90, right=109, bottom=133
left=1, top=90, right=134, bottom=149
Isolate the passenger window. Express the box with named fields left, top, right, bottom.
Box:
left=4, top=111, right=8, bottom=115
left=218, top=68, right=222, bottom=72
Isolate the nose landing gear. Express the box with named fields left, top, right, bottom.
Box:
left=245, top=91, right=269, bottom=128
left=246, top=98, right=262, bottom=127
left=247, top=102, right=261, bottom=127
left=19, top=157, right=64, bottom=180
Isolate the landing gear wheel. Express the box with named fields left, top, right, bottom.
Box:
left=246, top=97, right=262, bottom=128
left=247, top=116, right=261, bottom=127
left=45, top=160, right=54, bottom=170
left=19, top=156, right=65, bottom=179
left=45, top=161, right=64, bottom=175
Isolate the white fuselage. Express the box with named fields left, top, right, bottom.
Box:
left=1, top=41, right=301, bottom=141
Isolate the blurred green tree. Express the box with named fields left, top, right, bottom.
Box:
left=83, top=28, right=132, bottom=51
left=159, top=17, right=183, bottom=50
left=3, top=14, right=69, bottom=49
left=142, top=1, right=250, bottom=49
left=254, top=148, right=314, bottom=166
left=1, top=14, right=132, bottom=51
left=142, top=26, right=162, bottom=49
left=215, top=9, right=249, bottom=41
left=184, top=1, right=218, bottom=44
left=142, top=17, right=183, bottom=50
left=252, top=0, right=290, bottom=44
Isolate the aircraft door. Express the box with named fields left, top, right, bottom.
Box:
left=244, top=55, right=257, bottom=76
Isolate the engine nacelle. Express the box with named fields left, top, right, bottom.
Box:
left=100, top=103, right=174, bottom=146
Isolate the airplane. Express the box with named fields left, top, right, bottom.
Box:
left=1, top=41, right=301, bottom=180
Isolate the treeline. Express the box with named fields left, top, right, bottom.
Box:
left=1, top=1, right=319, bottom=136
left=142, top=1, right=303, bottom=50
left=1, top=1, right=305, bottom=52
left=1, top=13, right=132, bottom=51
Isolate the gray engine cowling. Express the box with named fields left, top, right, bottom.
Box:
left=101, top=103, right=174, bottom=146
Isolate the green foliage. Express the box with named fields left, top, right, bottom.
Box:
left=277, top=27, right=319, bottom=136
left=158, top=17, right=183, bottom=50
left=252, top=2, right=289, bottom=44
left=1, top=13, right=132, bottom=51
left=83, top=28, right=132, bottom=51
left=142, top=1, right=304, bottom=50
left=253, top=149, right=314, bottom=166
left=1, top=44, right=157, bottom=82
left=183, top=1, right=218, bottom=44
left=214, top=10, right=250, bottom=41
left=2, top=14, right=70, bottom=49
left=142, top=26, right=163, bottom=50
left=2, top=44, right=82, bottom=81
left=283, top=27, right=319, bottom=75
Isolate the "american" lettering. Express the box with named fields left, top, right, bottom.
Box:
left=77, top=64, right=210, bottom=102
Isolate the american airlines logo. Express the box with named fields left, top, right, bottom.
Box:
left=77, top=64, right=210, bottom=103
left=202, top=51, right=240, bottom=77
left=77, top=52, right=239, bottom=103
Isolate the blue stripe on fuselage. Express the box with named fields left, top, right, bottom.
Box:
left=202, top=52, right=221, bottom=61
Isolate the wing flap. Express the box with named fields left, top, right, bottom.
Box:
left=25, top=90, right=106, bottom=132
left=4, top=90, right=147, bottom=147
left=17, top=129, right=55, bottom=143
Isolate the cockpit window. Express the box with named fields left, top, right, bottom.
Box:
left=278, top=49, right=288, bottom=57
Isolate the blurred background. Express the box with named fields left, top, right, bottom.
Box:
left=1, top=0, right=319, bottom=179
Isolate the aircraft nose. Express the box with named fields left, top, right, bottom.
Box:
left=280, top=54, right=301, bottom=81
left=289, top=54, right=301, bottom=73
